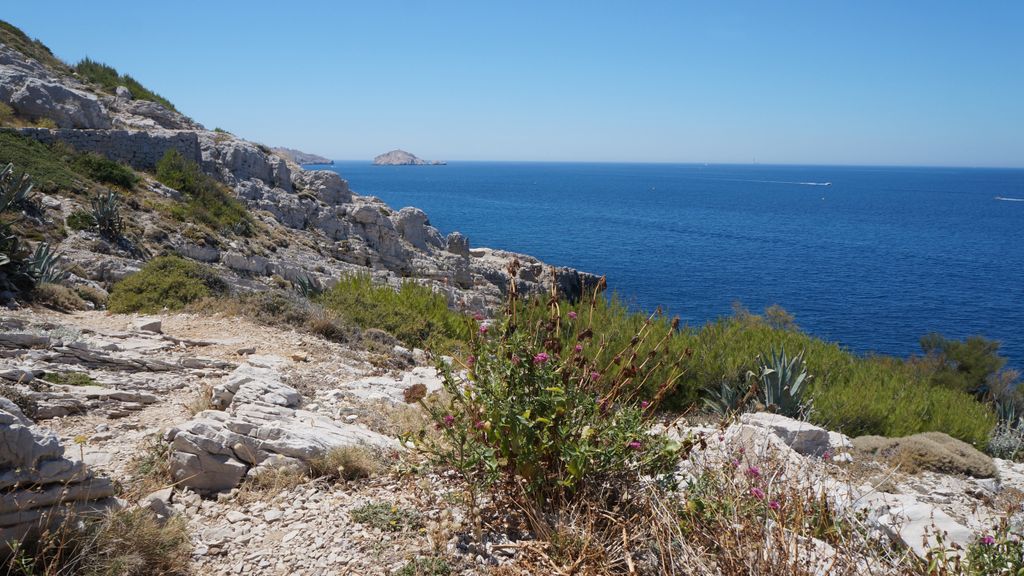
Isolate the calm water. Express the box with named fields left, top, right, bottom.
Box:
left=312, top=162, right=1024, bottom=368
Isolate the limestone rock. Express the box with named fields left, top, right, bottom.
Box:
left=739, top=412, right=832, bottom=456
left=392, top=207, right=445, bottom=251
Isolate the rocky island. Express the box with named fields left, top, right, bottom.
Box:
left=373, top=149, right=446, bottom=166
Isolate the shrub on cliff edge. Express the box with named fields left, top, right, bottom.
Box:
left=109, top=255, right=227, bottom=313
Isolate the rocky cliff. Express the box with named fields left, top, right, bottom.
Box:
left=373, top=149, right=446, bottom=166
left=271, top=147, right=332, bottom=166
left=0, top=37, right=595, bottom=312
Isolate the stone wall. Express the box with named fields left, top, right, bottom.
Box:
left=15, top=128, right=201, bottom=170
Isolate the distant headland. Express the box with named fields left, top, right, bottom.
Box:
left=373, top=149, right=446, bottom=166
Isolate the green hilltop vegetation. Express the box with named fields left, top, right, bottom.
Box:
left=0, top=20, right=175, bottom=111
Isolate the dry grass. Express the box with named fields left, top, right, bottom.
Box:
left=125, top=435, right=174, bottom=499
left=32, top=282, right=89, bottom=311
left=853, top=431, right=997, bottom=478
left=186, top=383, right=214, bottom=415
left=4, top=508, right=191, bottom=576
left=232, top=465, right=308, bottom=505
left=309, top=445, right=381, bottom=481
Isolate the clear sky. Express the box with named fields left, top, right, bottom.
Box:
left=4, top=1, right=1023, bottom=166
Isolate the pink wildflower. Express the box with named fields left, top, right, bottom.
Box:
left=980, top=535, right=996, bottom=546
left=466, top=355, right=475, bottom=367
left=749, top=487, right=765, bottom=499
left=768, top=500, right=781, bottom=511
left=472, top=312, right=485, bottom=321
left=567, top=311, right=578, bottom=320
left=822, top=451, right=831, bottom=460
left=474, top=420, right=486, bottom=430
left=590, top=371, right=601, bottom=381
left=627, top=440, right=643, bottom=451
left=533, top=352, right=550, bottom=365
left=511, top=355, right=520, bottom=365
left=574, top=344, right=583, bottom=353
left=479, top=324, right=489, bottom=334
left=640, top=400, right=650, bottom=410
left=745, top=465, right=761, bottom=478
left=442, top=415, right=455, bottom=427
left=730, top=458, right=740, bottom=468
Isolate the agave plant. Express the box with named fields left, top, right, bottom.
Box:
left=703, top=379, right=752, bottom=418
left=25, top=242, right=68, bottom=285
left=0, top=163, right=34, bottom=213
left=294, top=275, right=322, bottom=298
left=748, top=346, right=811, bottom=418
left=90, top=190, right=123, bottom=240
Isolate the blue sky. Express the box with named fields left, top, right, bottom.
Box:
left=5, top=1, right=1023, bottom=166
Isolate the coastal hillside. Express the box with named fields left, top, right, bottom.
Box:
left=1, top=19, right=1023, bottom=576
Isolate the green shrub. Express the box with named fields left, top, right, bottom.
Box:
left=852, top=432, right=997, bottom=478
left=73, top=153, right=137, bottom=188
left=319, top=275, right=473, bottom=352
left=0, top=130, right=84, bottom=194
left=965, top=518, right=1024, bottom=575
left=521, top=293, right=997, bottom=446
left=156, top=149, right=252, bottom=235
left=109, top=255, right=227, bottom=313
left=74, top=57, right=176, bottom=110
left=66, top=210, right=96, bottom=231
left=920, top=333, right=1010, bottom=399
left=414, top=281, right=686, bottom=506
left=988, top=420, right=1024, bottom=461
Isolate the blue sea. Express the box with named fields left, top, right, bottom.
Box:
left=311, top=162, right=1024, bottom=369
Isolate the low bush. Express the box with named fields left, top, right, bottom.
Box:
left=109, top=255, right=227, bottom=313
left=0, top=384, right=38, bottom=419
left=965, top=517, right=1024, bottom=575
left=188, top=291, right=356, bottom=344
left=74, top=284, right=109, bottom=308
left=74, top=58, right=176, bottom=110
left=73, top=153, right=137, bottom=188
left=988, top=420, right=1024, bottom=461
left=350, top=502, right=422, bottom=532
left=66, top=209, right=96, bottom=231
left=319, top=275, right=473, bottom=353
left=41, top=370, right=97, bottom=386
left=156, top=149, right=252, bottom=236
left=397, top=556, right=451, bottom=576
left=852, top=431, right=997, bottom=478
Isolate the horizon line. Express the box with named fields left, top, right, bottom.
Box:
left=312, top=159, right=1024, bottom=170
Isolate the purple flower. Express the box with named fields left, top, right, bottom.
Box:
left=749, top=487, right=765, bottom=499
left=738, top=447, right=746, bottom=454
left=466, top=355, right=475, bottom=367
left=574, top=344, right=583, bottom=353
left=640, top=400, right=650, bottom=410
left=567, top=311, right=578, bottom=320
left=627, top=440, right=643, bottom=451
left=768, top=500, right=780, bottom=511
left=442, top=414, right=455, bottom=427
left=730, top=458, right=740, bottom=468
left=479, top=324, right=489, bottom=334
left=590, top=371, right=601, bottom=381
left=474, top=420, right=486, bottom=430
left=745, top=465, right=761, bottom=478
left=980, top=535, right=996, bottom=546
left=822, top=451, right=831, bottom=460
left=533, top=352, right=550, bottom=365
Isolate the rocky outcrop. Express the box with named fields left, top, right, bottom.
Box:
left=0, top=398, right=117, bottom=542
left=373, top=149, right=446, bottom=166
left=168, top=360, right=397, bottom=493
left=0, top=45, right=110, bottom=129
left=106, top=94, right=203, bottom=131
left=272, top=147, right=332, bottom=165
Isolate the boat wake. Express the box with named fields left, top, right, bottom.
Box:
left=995, top=196, right=1024, bottom=202
left=702, top=177, right=832, bottom=187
